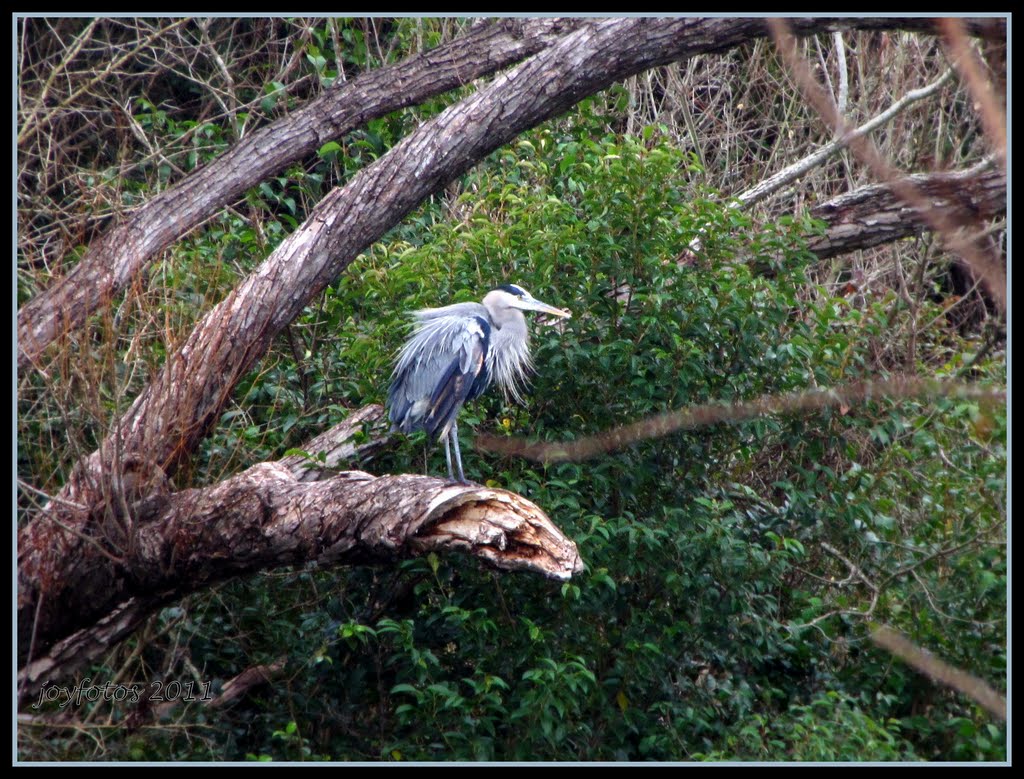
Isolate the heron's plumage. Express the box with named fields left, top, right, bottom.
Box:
left=386, top=285, right=569, bottom=482
left=388, top=306, right=490, bottom=438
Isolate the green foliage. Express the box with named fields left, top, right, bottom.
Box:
left=20, top=96, right=1004, bottom=761
left=694, top=691, right=920, bottom=761
left=157, top=118, right=1001, bottom=762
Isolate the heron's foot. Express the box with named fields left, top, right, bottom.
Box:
left=449, top=477, right=482, bottom=487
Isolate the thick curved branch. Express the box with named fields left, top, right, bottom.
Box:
left=17, top=18, right=584, bottom=372
left=19, top=465, right=582, bottom=697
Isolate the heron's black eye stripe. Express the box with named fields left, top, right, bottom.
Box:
left=497, top=283, right=526, bottom=297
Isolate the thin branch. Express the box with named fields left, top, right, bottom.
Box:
left=477, top=376, right=1004, bottom=464
left=908, top=568, right=1002, bottom=628
left=832, top=31, right=848, bottom=117
left=278, top=404, right=391, bottom=482
left=16, top=18, right=99, bottom=145
left=735, top=67, right=955, bottom=209
left=17, top=486, right=125, bottom=566
left=821, top=542, right=879, bottom=594
left=786, top=542, right=882, bottom=631
left=17, top=478, right=88, bottom=512
left=870, top=625, right=1005, bottom=720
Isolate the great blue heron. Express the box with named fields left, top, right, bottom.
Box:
left=387, top=283, right=571, bottom=483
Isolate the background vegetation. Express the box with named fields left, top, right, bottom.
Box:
left=17, top=18, right=1006, bottom=762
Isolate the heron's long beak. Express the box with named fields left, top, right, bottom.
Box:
left=513, top=295, right=572, bottom=319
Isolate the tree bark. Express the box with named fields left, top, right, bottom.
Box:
left=16, top=18, right=585, bottom=373
left=279, top=403, right=391, bottom=482
left=19, top=462, right=582, bottom=698
left=806, top=162, right=1006, bottom=259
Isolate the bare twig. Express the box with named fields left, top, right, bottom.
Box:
left=18, top=18, right=192, bottom=147
left=821, top=542, right=879, bottom=594
left=832, top=31, right=848, bottom=118
left=735, top=68, right=955, bottom=209
left=17, top=478, right=87, bottom=512
left=16, top=19, right=99, bottom=145
left=787, top=542, right=882, bottom=630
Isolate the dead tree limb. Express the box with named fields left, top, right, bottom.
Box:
left=19, top=465, right=582, bottom=700
left=205, top=657, right=289, bottom=710
left=806, top=161, right=1005, bottom=260
left=279, top=403, right=391, bottom=481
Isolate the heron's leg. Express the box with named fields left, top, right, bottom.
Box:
left=450, top=420, right=466, bottom=484
left=443, top=432, right=454, bottom=481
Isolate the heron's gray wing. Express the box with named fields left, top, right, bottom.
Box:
left=387, top=306, right=491, bottom=440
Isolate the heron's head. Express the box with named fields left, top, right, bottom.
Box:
left=484, top=284, right=572, bottom=323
